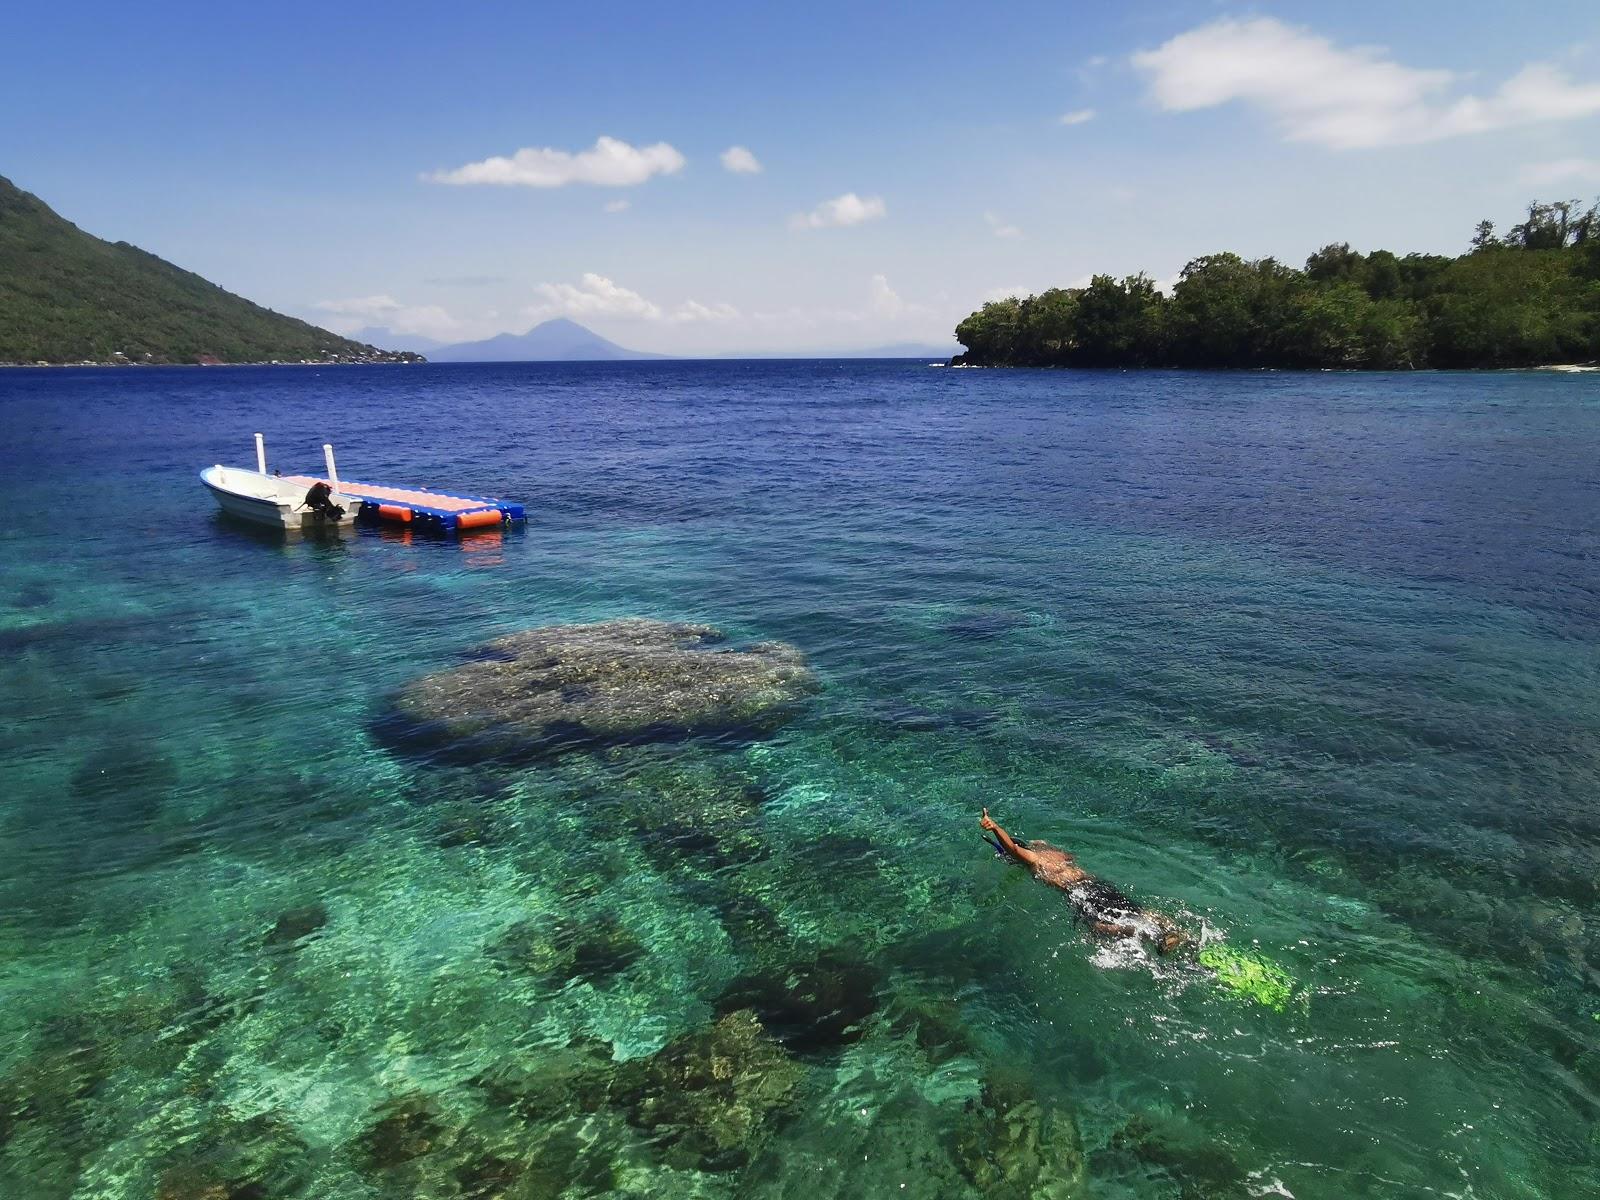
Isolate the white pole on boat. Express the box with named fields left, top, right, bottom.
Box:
left=254, top=432, right=267, bottom=474
left=323, top=443, right=341, bottom=496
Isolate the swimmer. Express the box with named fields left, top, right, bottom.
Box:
left=980, top=808, right=1186, bottom=954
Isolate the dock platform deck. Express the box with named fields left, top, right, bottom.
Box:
left=282, top=475, right=525, bottom=532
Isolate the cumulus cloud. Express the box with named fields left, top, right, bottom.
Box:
left=528, top=274, right=737, bottom=324
left=984, top=211, right=1023, bottom=239
left=1132, top=17, right=1600, bottom=150
left=720, top=145, right=763, bottom=174
left=672, top=299, right=740, bottom=323
left=425, top=136, right=686, bottom=187
left=314, top=294, right=462, bottom=341
left=1519, top=158, right=1600, bottom=187
left=533, top=273, right=661, bottom=319
left=789, top=192, right=887, bottom=230
left=1058, top=108, right=1097, bottom=126
left=603, top=199, right=631, bottom=213
left=869, top=274, right=904, bottom=317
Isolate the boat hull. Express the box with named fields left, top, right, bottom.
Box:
left=201, top=466, right=356, bottom=531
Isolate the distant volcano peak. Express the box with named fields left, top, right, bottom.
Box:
left=431, top=318, right=664, bottom=362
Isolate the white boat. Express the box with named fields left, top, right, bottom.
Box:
left=201, top=435, right=357, bottom=531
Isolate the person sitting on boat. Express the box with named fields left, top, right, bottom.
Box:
left=302, top=480, right=344, bottom=520
left=980, top=808, right=1186, bottom=954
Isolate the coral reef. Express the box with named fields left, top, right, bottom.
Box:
left=383, top=619, right=818, bottom=761
left=263, top=904, right=328, bottom=947
left=612, top=1009, right=805, bottom=1172
left=488, top=912, right=646, bottom=987
left=1106, top=1113, right=1249, bottom=1200
left=717, top=949, right=883, bottom=1054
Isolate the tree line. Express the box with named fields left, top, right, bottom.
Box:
left=953, top=200, right=1600, bottom=369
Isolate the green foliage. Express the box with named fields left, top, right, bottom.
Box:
left=0, top=175, right=417, bottom=365
left=953, top=200, right=1600, bottom=369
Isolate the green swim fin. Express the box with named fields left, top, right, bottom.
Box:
left=1197, top=944, right=1301, bottom=1012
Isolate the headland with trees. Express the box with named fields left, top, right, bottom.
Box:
left=952, top=201, right=1600, bottom=370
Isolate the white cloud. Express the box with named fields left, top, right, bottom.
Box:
left=603, top=199, right=631, bottom=213
left=1085, top=55, right=1108, bottom=69
left=314, top=294, right=462, bottom=341
left=984, top=211, right=1023, bottom=239
left=869, top=274, right=904, bottom=317
left=671, top=299, right=740, bottom=323
left=789, top=192, right=887, bottom=230
left=1058, top=108, right=1097, bottom=126
left=1132, top=17, right=1600, bottom=150
left=316, top=294, right=401, bottom=317
left=720, top=145, right=763, bottom=174
left=532, top=273, right=661, bottom=319
left=1519, top=158, right=1600, bottom=187
left=425, top=135, right=686, bottom=187
left=528, top=274, right=737, bottom=324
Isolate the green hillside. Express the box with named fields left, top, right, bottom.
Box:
left=0, top=175, right=419, bottom=365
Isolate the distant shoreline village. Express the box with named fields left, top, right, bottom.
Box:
left=0, top=351, right=423, bottom=368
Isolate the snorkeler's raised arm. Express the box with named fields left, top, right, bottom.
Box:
left=979, top=808, right=1043, bottom=868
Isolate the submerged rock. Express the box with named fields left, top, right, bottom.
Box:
left=613, top=1009, right=804, bottom=1172
left=716, top=950, right=882, bottom=1054
left=865, top=699, right=999, bottom=734
left=953, top=1081, right=1087, bottom=1200
left=263, top=904, right=328, bottom=947
left=600, top=752, right=772, bottom=869
left=153, top=1110, right=308, bottom=1200
left=0, top=1039, right=107, bottom=1150
left=358, top=1094, right=451, bottom=1170
left=154, top=1164, right=263, bottom=1200
left=941, top=609, right=1033, bottom=641
left=383, top=619, right=819, bottom=760
left=882, top=989, right=978, bottom=1066
left=488, top=912, right=646, bottom=987
left=1106, top=1112, right=1248, bottom=1200
left=68, top=736, right=177, bottom=822
left=471, top=1038, right=615, bottom=1124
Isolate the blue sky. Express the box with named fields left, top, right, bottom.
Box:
left=5, top=1, right=1600, bottom=354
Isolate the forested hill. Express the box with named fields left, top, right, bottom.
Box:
left=954, top=201, right=1600, bottom=370
left=0, top=175, right=420, bottom=365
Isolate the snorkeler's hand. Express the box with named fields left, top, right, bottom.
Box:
left=979, top=808, right=998, bottom=832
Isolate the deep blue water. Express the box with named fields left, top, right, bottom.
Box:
left=1, top=361, right=1597, bottom=1199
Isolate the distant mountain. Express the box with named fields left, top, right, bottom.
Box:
left=0, top=175, right=419, bottom=365
left=431, top=318, right=665, bottom=362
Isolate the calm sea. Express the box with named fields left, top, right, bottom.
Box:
left=1, top=361, right=1596, bottom=1199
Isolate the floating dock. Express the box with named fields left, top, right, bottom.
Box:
left=280, top=475, right=525, bottom=533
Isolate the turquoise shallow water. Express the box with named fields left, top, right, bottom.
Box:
left=0, top=362, right=1597, bottom=1198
